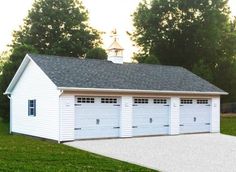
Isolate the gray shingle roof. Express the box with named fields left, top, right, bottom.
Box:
left=28, top=54, right=225, bottom=93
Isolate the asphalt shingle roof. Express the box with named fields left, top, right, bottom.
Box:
left=29, top=54, right=225, bottom=93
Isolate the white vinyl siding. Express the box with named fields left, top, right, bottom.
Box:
left=211, top=97, right=220, bottom=132
left=169, top=97, right=180, bottom=135
left=120, top=96, right=133, bottom=137
left=11, top=60, right=60, bottom=141
left=59, top=95, right=75, bottom=141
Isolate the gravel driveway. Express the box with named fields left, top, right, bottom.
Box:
left=65, top=134, right=236, bottom=172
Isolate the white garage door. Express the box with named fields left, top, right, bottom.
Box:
left=180, top=99, right=211, bottom=134
left=132, top=98, right=170, bottom=136
left=75, top=97, right=120, bottom=139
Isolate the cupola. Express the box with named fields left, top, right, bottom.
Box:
left=107, top=29, right=124, bottom=64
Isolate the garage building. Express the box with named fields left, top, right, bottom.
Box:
left=4, top=53, right=227, bottom=142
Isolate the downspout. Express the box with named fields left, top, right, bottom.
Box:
left=6, top=94, right=12, bottom=134
left=58, top=90, right=64, bottom=143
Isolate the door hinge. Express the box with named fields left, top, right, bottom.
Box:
left=113, top=127, right=120, bottom=129
left=163, top=125, right=169, bottom=127
left=75, top=128, right=81, bottom=130
left=132, top=126, right=138, bottom=128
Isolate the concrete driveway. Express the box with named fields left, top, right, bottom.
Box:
left=65, top=134, right=236, bottom=172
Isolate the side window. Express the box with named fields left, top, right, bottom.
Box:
left=28, top=100, right=36, bottom=116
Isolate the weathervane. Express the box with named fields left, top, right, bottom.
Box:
left=110, top=28, right=118, bottom=41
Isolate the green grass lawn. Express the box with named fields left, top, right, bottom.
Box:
left=0, top=120, right=154, bottom=172
left=221, top=116, right=236, bottom=136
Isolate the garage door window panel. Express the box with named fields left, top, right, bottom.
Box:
left=153, top=99, right=167, bottom=104
left=77, top=97, right=95, bottom=103
left=134, top=98, right=149, bottom=104
left=101, top=98, right=117, bottom=104
left=181, top=99, right=193, bottom=104
left=197, top=99, right=209, bottom=104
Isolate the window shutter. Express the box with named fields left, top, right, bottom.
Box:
left=33, top=100, right=36, bottom=116
left=28, top=100, right=30, bottom=116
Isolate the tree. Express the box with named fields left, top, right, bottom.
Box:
left=86, top=47, right=108, bottom=60
left=0, top=0, right=101, bottom=121
left=13, top=0, right=101, bottom=57
left=132, top=0, right=231, bottom=69
left=192, top=60, right=214, bottom=82
left=0, top=45, right=38, bottom=121
left=0, top=51, right=9, bottom=75
left=133, top=53, right=160, bottom=64
left=213, top=26, right=236, bottom=102
left=132, top=0, right=236, bottom=102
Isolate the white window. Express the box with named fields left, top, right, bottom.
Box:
left=101, top=98, right=117, bottom=103
left=28, top=100, right=36, bottom=116
left=153, top=99, right=167, bottom=104
left=134, top=98, right=148, bottom=104
left=77, top=97, right=95, bottom=103
left=181, top=99, right=193, bottom=104
left=197, top=99, right=208, bottom=104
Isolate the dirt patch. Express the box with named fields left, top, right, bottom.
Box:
left=221, top=113, right=236, bottom=117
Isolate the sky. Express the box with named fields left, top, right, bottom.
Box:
left=0, top=0, right=236, bottom=62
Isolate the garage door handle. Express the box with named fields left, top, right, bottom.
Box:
left=180, top=105, right=184, bottom=106
left=205, top=123, right=211, bottom=125
left=75, top=128, right=81, bottom=130
left=113, top=127, right=120, bottom=129
left=132, top=126, right=138, bottom=128
left=179, top=124, right=184, bottom=126
left=164, top=105, right=170, bottom=106
left=163, top=125, right=169, bottom=127
left=206, top=105, right=211, bottom=106
left=133, top=104, right=138, bottom=106
left=113, top=104, right=120, bottom=106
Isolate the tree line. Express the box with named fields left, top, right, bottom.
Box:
left=132, top=0, right=236, bottom=103
left=1, top=0, right=236, bottom=121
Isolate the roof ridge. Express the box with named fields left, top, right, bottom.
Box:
left=125, top=62, right=184, bottom=69
left=28, top=53, right=185, bottom=68
left=28, top=53, right=113, bottom=63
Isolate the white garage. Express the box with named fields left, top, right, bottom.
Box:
left=75, top=97, right=120, bottom=139
left=5, top=54, right=227, bottom=142
left=132, top=98, right=170, bottom=136
left=180, top=99, right=211, bottom=134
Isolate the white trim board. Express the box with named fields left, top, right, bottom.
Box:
left=58, top=87, right=228, bottom=95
